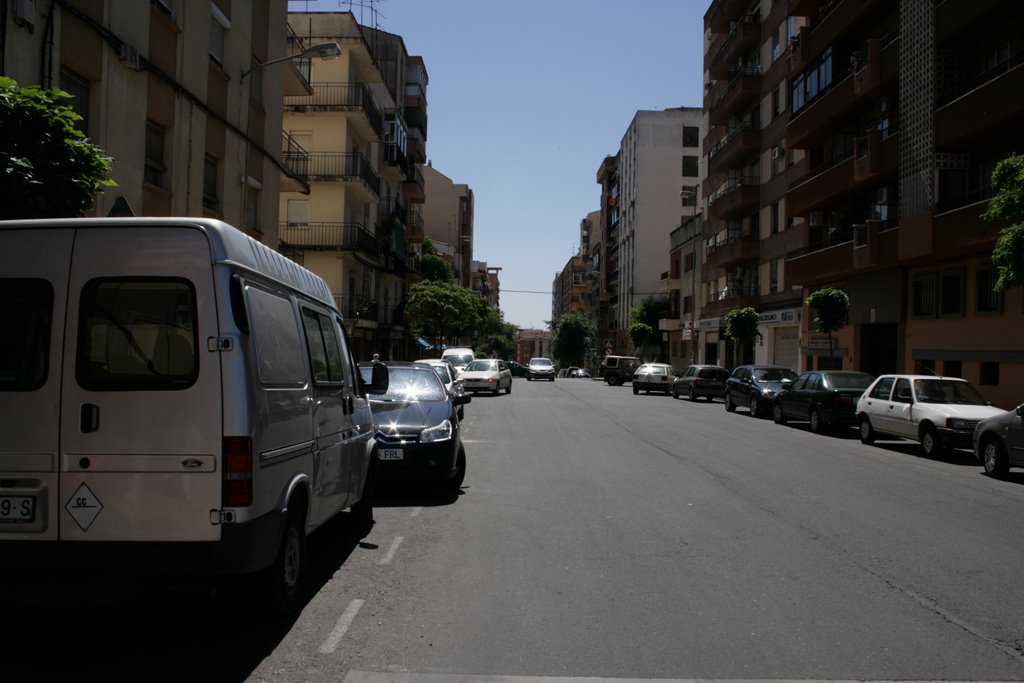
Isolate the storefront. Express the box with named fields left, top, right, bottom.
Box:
left=756, top=308, right=801, bottom=370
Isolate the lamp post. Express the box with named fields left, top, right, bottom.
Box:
left=241, top=42, right=342, bottom=80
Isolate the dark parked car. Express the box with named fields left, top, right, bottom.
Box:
left=507, top=360, right=527, bottom=377
left=725, top=364, right=798, bottom=418
left=359, top=362, right=471, bottom=491
left=772, top=370, right=874, bottom=433
left=974, top=403, right=1024, bottom=477
left=599, top=355, right=640, bottom=385
left=672, top=364, right=729, bottom=401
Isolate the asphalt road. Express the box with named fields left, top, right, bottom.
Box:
left=6, top=376, right=1024, bottom=682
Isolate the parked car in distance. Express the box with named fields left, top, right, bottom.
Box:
left=725, top=364, right=799, bottom=418
left=974, top=403, right=1024, bottom=477
left=459, top=358, right=513, bottom=395
left=414, top=358, right=466, bottom=419
left=772, top=370, right=875, bottom=433
left=632, top=363, right=676, bottom=395
left=856, top=374, right=1004, bottom=456
left=600, top=355, right=640, bottom=385
left=526, top=357, right=556, bottom=381
left=567, top=368, right=592, bottom=378
left=507, top=360, right=527, bottom=377
left=359, top=362, right=470, bottom=491
left=672, top=364, right=730, bottom=401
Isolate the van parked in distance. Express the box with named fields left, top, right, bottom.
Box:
left=440, top=347, right=475, bottom=373
left=0, top=217, right=387, bottom=615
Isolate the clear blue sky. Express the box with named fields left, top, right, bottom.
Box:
left=288, top=0, right=707, bottom=329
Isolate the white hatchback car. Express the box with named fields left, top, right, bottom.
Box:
left=459, top=359, right=513, bottom=395
left=856, top=374, right=1004, bottom=456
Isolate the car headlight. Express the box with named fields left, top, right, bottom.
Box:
left=761, top=388, right=775, bottom=397
left=949, top=418, right=971, bottom=431
left=420, top=419, right=453, bottom=443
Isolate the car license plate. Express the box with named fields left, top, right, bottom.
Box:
left=0, top=495, right=36, bottom=523
left=380, top=448, right=404, bottom=461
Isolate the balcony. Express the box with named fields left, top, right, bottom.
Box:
left=787, top=75, right=853, bottom=149
left=785, top=230, right=854, bottom=286
left=708, top=15, right=761, bottom=79
left=787, top=151, right=853, bottom=217
left=935, top=54, right=1024, bottom=149
left=933, top=194, right=1000, bottom=255
left=707, top=176, right=760, bottom=220
left=280, top=131, right=310, bottom=194
left=338, top=295, right=379, bottom=323
left=852, top=220, right=900, bottom=271
left=706, top=0, right=749, bottom=33
left=852, top=129, right=898, bottom=184
left=707, top=123, right=760, bottom=176
left=709, top=66, right=761, bottom=126
left=852, top=37, right=899, bottom=101
left=798, top=0, right=889, bottom=65
left=936, top=0, right=1005, bottom=43
left=383, top=142, right=409, bottom=175
left=403, top=165, right=425, bottom=203
left=702, top=287, right=760, bottom=317
left=706, top=234, right=760, bottom=271
left=284, top=82, right=383, bottom=141
left=406, top=209, right=425, bottom=241
left=305, top=152, right=380, bottom=201
left=279, top=222, right=380, bottom=259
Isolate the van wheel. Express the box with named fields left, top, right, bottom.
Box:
left=859, top=416, right=876, bottom=444
left=446, top=446, right=466, bottom=493
left=351, top=454, right=378, bottom=533
left=265, top=504, right=307, bottom=618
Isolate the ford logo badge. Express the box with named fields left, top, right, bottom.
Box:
left=181, top=458, right=204, bottom=469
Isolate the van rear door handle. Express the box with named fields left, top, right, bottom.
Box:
left=81, top=403, right=99, bottom=433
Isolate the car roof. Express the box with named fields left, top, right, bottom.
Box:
left=875, top=374, right=967, bottom=381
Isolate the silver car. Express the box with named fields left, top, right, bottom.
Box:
left=414, top=358, right=467, bottom=419
left=974, top=403, right=1024, bottom=477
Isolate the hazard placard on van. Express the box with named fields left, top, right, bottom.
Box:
left=65, top=483, right=103, bottom=532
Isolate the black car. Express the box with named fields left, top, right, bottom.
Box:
left=772, top=370, right=874, bottom=433
left=672, top=364, right=730, bottom=401
left=507, top=360, right=527, bottom=377
left=359, top=362, right=471, bottom=491
left=724, top=364, right=799, bottom=418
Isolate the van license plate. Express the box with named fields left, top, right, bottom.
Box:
left=380, top=449, right=404, bottom=461
left=0, top=495, right=36, bottom=523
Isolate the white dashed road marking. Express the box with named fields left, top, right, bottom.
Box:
left=410, top=506, right=423, bottom=517
left=318, top=599, right=364, bottom=654
left=378, top=535, right=404, bottom=565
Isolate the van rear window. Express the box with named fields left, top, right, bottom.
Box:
left=0, top=279, right=53, bottom=391
left=76, top=278, right=198, bottom=391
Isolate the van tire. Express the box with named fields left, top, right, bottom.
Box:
left=265, top=503, right=307, bottom=618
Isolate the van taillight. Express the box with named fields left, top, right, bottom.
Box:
left=223, top=437, right=253, bottom=506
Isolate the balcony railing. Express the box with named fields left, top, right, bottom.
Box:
left=709, top=14, right=761, bottom=78
left=284, top=82, right=383, bottom=138
left=280, top=131, right=309, bottom=189
left=305, top=153, right=381, bottom=197
left=337, top=295, right=379, bottom=323
left=279, top=221, right=380, bottom=257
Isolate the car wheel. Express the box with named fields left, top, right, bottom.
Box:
left=749, top=395, right=761, bottom=418
left=263, top=500, right=307, bottom=618
left=920, top=425, right=943, bottom=457
left=672, top=387, right=679, bottom=399
left=505, top=382, right=512, bottom=395
left=859, top=416, right=876, bottom=444
left=457, top=406, right=465, bottom=421
left=725, top=392, right=736, bottom=412
left=981, top=438, right=1009, bottom=477
left=809, top=408, right=825, bottom=434
left=632, top=384, right=639, bottom=395
left=688, top=387, right=697, bottom=402
left=446, top=446, right=466, bottom=493
left=772, top=402, right=786, bottom=424
left=550, top=376, right=555, bottom=382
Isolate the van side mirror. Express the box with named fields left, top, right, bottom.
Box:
left=364, top=363, right=389, bottom=395
left=1016, top=404, right=1024, bottom=417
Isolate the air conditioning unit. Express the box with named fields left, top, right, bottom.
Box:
left=809, top=210, right=826, bottom=227
left=118, top=43, right=143, bottom=71
left=771, top=145, right=785, bottom=160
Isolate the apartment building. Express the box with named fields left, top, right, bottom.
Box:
left=517, top=328, right=552, bottom=365
left=702, top=0, right=809, bottom=371
left=470, top=262, right=501, bottom=310
left=665, top=213, right=704, bottom=367
left=551, top=255, right=587, bottom=323
left=597, top=108, right=705, bottom=356
left=280, top=12, right=426, bottom=360
left=577, top=211, right=605, bottom=346
left=421, top=164, right=474, bottom=288
left=4, top=0, right=299, bottom=239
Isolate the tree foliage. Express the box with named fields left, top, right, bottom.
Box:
left=0, top=77, right=115, bottom=219
left=723, top=306, right=760, bottom=367
left=419, top=238, right=455, bottom=283
left=552, top=310, right=596, bottom=368
left=805, top=287, right=850, bottom=358
left=982, top=153, right=1024, bottom=291
left=405, top=279, right=493, bottom=349
left=629, top=296, right=670, bottom=360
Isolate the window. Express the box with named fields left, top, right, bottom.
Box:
left=301, top=309, right=345, bottom=384
left=246, top=286, right=305, bottom=386
left=912, top=273, right=937, bottom=317
left=681, top=185, right=698, bottom=206
left=869, top=377, right=895, bottom=400
left=976, top=264, right=1002, bottom=314
left=144, top=121, right=166, bottom=188
left=939, top=269, right=963, bottom=316
left=980, top=361, right=1000, bottom=386
left=76, top=278, right=198, bottom=391
left=60, top=68, right=90, bottom=134
left=683, top=126, right=699, bottom=148
left=286, top=199, right=310, bottom=226
left=682, top=156, right=699, bottom=177
left=203, top=155, right=220, bottom=211
left=683, top=252, right=695, bottom=273
left=772, top=86, right=781, bottom=117
left=770, top=260, right=779, bottom=293
left=209, top=3, right=231, bottom=65
left=244, top=185, right=260, bottom=231
left=943, top=360, right=962, bottom=378
left=683, top=295, right=693, bottom=314
left=771, top=202, right=780, bottom=234
left=572, top=272, right=583, bottom=286
left=0, top=279, right=53, bottom=391
left=892, top=378, right=913, bottom=403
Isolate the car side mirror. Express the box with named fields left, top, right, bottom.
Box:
left=454, top=394, right=472, bottom=406
left=364, top=363, right=389, bottom=395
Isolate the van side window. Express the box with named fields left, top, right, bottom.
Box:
left=77, top=278, right=197, bottom=390
left=301, top=308, right=344, bottom=384
left=245, top=286, right=305, bottom=386
left=0, top=279, right=53, bottom=391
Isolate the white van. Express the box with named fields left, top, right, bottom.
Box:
left=440, top=347, right=475, bottom=373
left=0, top=217, right=387, bottom=615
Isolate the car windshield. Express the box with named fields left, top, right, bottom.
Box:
left=360, top=366, right=446, bottom=402
left=465, top=360, right=498, bottom=372
left=639, top=365, right=668, bottom=375
left=530, top=358, right=553, bottom=367
left=913, top=378, right=989, bottom=405
left=823, top=372, right=874, bottom=390
left=445, top=354, right=473, bottom=367
left=427, top=365, right=451, bottom=384
left=753, top=367, right=798, bottom=382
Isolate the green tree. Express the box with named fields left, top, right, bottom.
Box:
left=0, top=77, right=115, bottom=218
left=982, top=153, right=1024, bottom=291
left=805, top=287, right=850, bottom=358
left=723, top=306, right=760, bottom=368
left=420, top=238, right=454, bottom=283
left=629, top=295, right=670, bottom=360
left=405, top=280, right=489, bottom=349
left=476, top=311, right=518, bottom=360
left=552, top=310, right=596, bottom=368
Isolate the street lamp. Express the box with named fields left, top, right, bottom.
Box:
left=241, top=42, right=342, bottom=79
